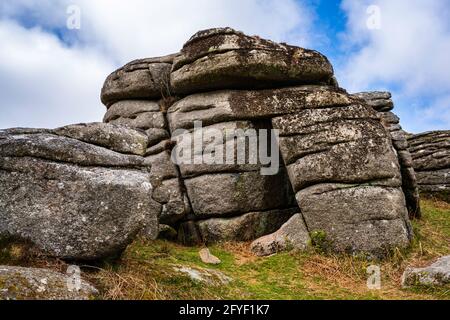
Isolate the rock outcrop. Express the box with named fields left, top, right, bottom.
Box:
left=352, top=92, right=421, bottom=219
left=408, top=131, right=450, bottom=198
left=0, top=27, right=419, bottom=260
left=0, top=266, right=98, bottom=300
left=0, top=123, right=160, bottom=260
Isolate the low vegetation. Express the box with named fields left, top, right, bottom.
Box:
left=1, top=198, right=449, bottom=300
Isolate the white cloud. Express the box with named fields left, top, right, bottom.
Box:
left=0, top=20, right=113, bottom=128
left=76, top=0, right=313, bottom=63
left=0, top=0, right=313, bottom=128
left=337, top=0, right=450, bottom=132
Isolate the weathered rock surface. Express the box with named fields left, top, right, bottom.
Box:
left=171, top=28, right=334, bottom=95
left=0, top=266, right=98, bottom=300
left=0, top=126, right=160, bottom=260
left=353, top=91, right=421, bottom=218
left=251, top=214, right=310, bottom=256
left=408, top=131, right=450, bottom=197
left=171, top=121, right=264, bottom=177
left=101, top=54, right=178, bottom=107
left=151, top=178, right=190, bottom=225
left=0, top=130, right=144, bottom=168
left=402, top=256, right=450, bottom=288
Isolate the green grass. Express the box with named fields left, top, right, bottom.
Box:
left=82, top=198, right=449, bottom=300
left=1, top=198, right=449, bottom=300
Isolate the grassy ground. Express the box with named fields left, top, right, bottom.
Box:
left=1, top=198, right=449, bottom=300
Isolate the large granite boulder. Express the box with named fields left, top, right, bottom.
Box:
left=408, top=131, right=450, bottom=198
left=0, top=266, right=98, bottom=300
left=352, top=92, right=421, bottom=218
left=101, top=54, right=178, bottom=107
left=0, top=124, right=160, bottom=260
left=171, top=28, right=334, bottom=95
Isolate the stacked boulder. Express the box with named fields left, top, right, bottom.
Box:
left=352, top=92, right=421, bottom=218
left=408, top=131, right=450, bottom=198
left=101, top=54, right=191, bottom=226
left=0, top=123, right=160, bottom=260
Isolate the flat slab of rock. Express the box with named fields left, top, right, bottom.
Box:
left=0, top=130, right=145, bottom=168
left=199, top=248, right=221, bottom=265
left=167, top=86, right=353, bottom=131
left=0, top=266, right=98, bottom=300
left=104, top=100, right=161, bottom=122
left=171, top=28, right=334, bottom=95
left=172, top=121, right=263, bottom=178
left=402, top=256, right=450, bottom=288
left=53, top=122, right=149, bottom=156
left=251, top=214, right=310, bottom=256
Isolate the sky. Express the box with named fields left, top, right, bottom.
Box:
left=0, top=0, right=449, bottom=133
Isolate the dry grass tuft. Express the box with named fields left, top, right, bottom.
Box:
left=1, top=198, right=449, bottom=300
left=220, top=242, right=257, bottom=265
